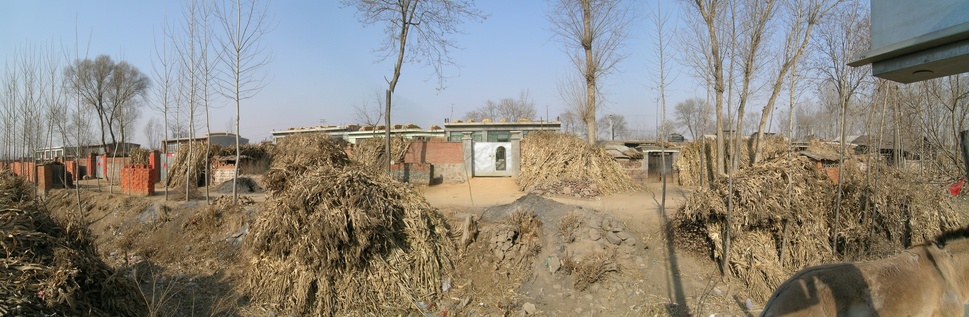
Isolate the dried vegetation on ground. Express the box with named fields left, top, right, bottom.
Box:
left=0, top=168, right=145, bottom=316
left=675, top=148, right=963, bottom=300
left=244, top=134, right=453, bottom=315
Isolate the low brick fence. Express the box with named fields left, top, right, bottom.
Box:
left=121, top=164, right=155, bottom=196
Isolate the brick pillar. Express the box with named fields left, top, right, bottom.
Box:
left=36, top=164, right=53, bottom=195
left=462, top=132, right=473, bottom=178
left=87, top=153, right=97, bottom=179
left=148, top=150, right=160, bottom=184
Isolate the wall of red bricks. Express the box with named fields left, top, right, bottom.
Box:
left=120, top=164, right=154, bottom=196
left=6, top=161, right=37, bottom=183
left=404, top=141, right=464, bottom=164
left=148, top=150, right=161, bottom=184
left=36, top=164, right=52, bottom=194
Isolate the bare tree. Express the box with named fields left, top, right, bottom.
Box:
left=216, top=0, right=273, bottom=202
left=109, top=61, right=150, bottom=154
left=549, top=0, right=632, bottom=144
left=683, top=0, right=728, bottom=177
left=556, top=72, right=593, bottom=139
left=344, top=0, right=485, bottom=171
left=674, top=97, right=711, bottom=140
left=64, top=55, right=149, bottom=156
left=558, top=109, right=585, bottom=137
left=810, top=0, right=870, bottom=253
left=152, top=18, right=178, bottom=200
left=143, top=116, right=163, bottom=150
left=750, top=0, right=839, bottom=164
left=354, top=89, right=385, bottom=131
left=466, top=90, right=538, bottom=122
left=596, top=113, right=628, bottom=140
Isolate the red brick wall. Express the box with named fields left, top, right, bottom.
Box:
left=148, top=150, right=160, bottom=184
left=63, top=161, right=78, bottom=181
left=36, top=164, right=53, bottom=194
left=8, top=161, right=37, bottom=183
left=404, top=141, right=464, bottom=164
left=120, top=164, right=154, bottom=196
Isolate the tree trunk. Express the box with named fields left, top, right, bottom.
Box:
left=582, top=0, right=597, bottom=145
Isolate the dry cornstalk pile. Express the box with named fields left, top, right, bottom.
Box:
left=245, top=134, right=453, bottom=316
left=214, top=143, right=275, bottom=162
left=165, top=141, right=209, bottom=188
left=518, top=132, right=636, bottom=196
left=675, top=155, right=962, bottom=300
left=129, top=147, right=150, bottom=165
left=350, top=136, right=409, bottom=171
left=674, top=136, right=790, bottom=186
left=674, top=140, right=708, bottom=186
left=0, top=168, right=145, bottom=315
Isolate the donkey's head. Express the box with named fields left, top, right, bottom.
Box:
left=935, top=227, right=969, bottom=301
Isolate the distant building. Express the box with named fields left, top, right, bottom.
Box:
left=270, top=124, right=446, bottom=144
left=35, top=142, right=141, bottom=160
left=443, top=119, right=561, bottom=142
left=162, top=132, right=248, bottom=154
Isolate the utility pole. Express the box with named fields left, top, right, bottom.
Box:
left=609, top=114, right=616, bottom=140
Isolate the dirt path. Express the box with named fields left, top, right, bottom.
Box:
left=423, top=178, right=746, bottom=316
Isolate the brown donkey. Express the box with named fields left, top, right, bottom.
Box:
left=760, top=231, right=969, bottom=317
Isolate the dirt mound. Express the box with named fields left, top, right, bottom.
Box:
left=518, top=132, right=636, bottom=197
left=215, top=177, right=263, bottom=194
left=243, top=134, right=453, bottom=316
left=675, top=155, right=963, bottom=301
left=0, top=169, right=145, bottom=316
left=450, top=194, right=637, bottom=312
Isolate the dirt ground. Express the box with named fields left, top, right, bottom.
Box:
left=422, top=178, right=749, bottom=316
left=43, top=177, right=756, bottom=316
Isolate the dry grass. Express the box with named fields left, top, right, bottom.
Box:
left=675, top=154, right=963, bottom=301
left=166, top=142, right=210, bottom=188
left=350, top=136, right=409, bottom=171
left=130, top=147, right=151, bottom=165
left=558, top=212, right=581, bottom=243
left=572, top=250, right=620, bottom=291
left=506, top=208, right=543, bottom=259
left=518, top=131, right=636, bottom=196
left=243, top=134, right=454, bottom=316
left=0, top=168, right=146, bottom=316
left=675, top=136, right=790, bottom=186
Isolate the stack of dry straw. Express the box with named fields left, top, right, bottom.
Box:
left=676, top=154, right=962, bottom=300
left=518, top=131, right=636, bottom=196
left=0, top=167, right=144, bottom=315
left=245, top=134, right=453, bottom=316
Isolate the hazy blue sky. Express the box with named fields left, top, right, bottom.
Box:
left=1, top=1, right=696, bottom=143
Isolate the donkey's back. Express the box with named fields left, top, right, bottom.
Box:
left=759, top=244, right=965, bottom=317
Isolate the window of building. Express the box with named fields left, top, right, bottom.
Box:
left=488, top=131, right=511, bottom=142
left=448, top=132, right=463, bottom=142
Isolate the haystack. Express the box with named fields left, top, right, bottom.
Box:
left=518, top=131, right=636, bottom=197
left=675, top=135, right=790, bottom=186
left=165, top=141, right=209, bottom=188
left=0, top=168, right=145, bottom=315
left=244, top=134, right=453, bottom=316
left=350, top=136, right=409, bottom=171
left=129, top=147, right=150, bottom=165
left=675, top=155, right=962, bottom=300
